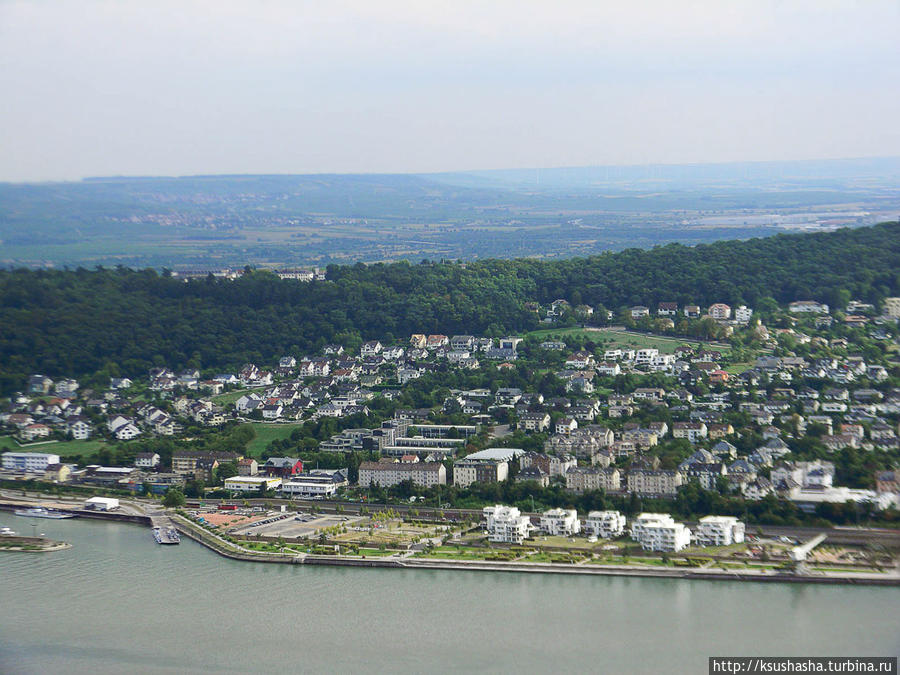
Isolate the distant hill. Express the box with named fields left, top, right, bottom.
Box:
left=0, top=221, right=897, bottom=394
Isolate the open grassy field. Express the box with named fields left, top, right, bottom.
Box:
left=528, top=327, right=729, bottom=355
left=212, top=389, right=253, bottom=407
left=244, top=423, right=306, bottom=457
left=0, top=436, right=109, bottom=458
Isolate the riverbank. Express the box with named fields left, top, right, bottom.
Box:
left=2, top=499, right=898, bottom=585
left=167, top=511, right=900, bottom=586
left=0, top=535, right=71, bottom=552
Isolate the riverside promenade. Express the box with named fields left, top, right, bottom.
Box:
left=2, top=498, right=898, bottom=586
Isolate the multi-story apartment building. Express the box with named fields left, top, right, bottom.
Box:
left=1, top=451, right=61, bottom=472
left=453, top=448, right=523, bottom=488
left=673, top=421, right=708, bottom=444
left=627, top=468, right=683, bottom=497
left=483, top=505, right=532, bottom=544
left=694, top=516, right=745, bottom=547
left=583, top=510, right=627, bottom=539
left=565, top=466, right=622, bottom=492
left=357, top=460, right=447, bottom=488
left=630, top=513, right=692, bottom=552
left=539, top=508, right=581, bottom=536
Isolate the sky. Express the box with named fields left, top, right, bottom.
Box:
left=1, top=0, right=899, bottom=182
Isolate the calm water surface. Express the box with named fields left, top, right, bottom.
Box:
left=1, top=518, right=898, bottom=674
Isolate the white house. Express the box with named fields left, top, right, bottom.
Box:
left=788, top=300, right=829, bottom=314
left=694, top=516, right=745, bottom=547
left=583, top=510, right=627, bottom=539
left=135, top=452, right=161, bottom=469
left=540, top=508, right=581, bottom=536
left=708, top=303, right=732, bottom=320
left=734, top=306, right=753, bottom=323
left=630, top=513, right=692, bottom=552
left=1, top=451, right=61, bottom=472
left=483, top=505, right=533, bottom=544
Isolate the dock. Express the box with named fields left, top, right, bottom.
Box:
left=150, top=513, right=180, bottom=545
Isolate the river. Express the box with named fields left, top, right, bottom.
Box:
left=1, top=518, right=898, bottom=674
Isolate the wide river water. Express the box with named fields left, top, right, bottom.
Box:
left=1, top=518, right=898, bottom=674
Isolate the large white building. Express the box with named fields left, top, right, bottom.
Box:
left=583, top=510, right=627, bottom=539
left=280, top=476, right=338, bottom=499
left=1, top=451, right=61, bottom=472
left=539, top=508, right=581, bottom=536
left=483, top=505, right=533, bottom=544
left=630, top=513, right=692, bottom=552
left=223, top=476, right=282, bottom=492
left=694, top=516, right=745, bottom=547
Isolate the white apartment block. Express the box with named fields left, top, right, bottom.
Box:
left=734, top=305, right=753, bottom=323
left=694, top=516, right=745, bottom=547
left=280, top=477, right=338, bottom=499
left=1, top=451, right=61, bottom=472
left=223, top=476, right=282, bottom=492
left=635, top=348, right=659, bottom=365
left=583, top=510, right=627, bottom=539
left=483, top=505, right=533, bottom=544
left=539, top=508, right=581, bottom=536
left=630, top=513, right=692, bottom=552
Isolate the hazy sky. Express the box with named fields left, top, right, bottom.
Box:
left=1, top=0, right=899, bottom=181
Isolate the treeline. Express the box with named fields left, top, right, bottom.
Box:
left=1, top=222, right=898, bottom=393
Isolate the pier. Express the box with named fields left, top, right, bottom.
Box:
left=149, top=513, right=180, bottom=545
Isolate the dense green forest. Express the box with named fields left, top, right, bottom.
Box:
left=1, top=222, right=898, bottom=394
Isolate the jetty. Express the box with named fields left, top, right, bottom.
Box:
left=150, top=513, right=180, bottom=545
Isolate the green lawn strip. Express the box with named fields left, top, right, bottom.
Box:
left=0, top=436, right=110, bottom=458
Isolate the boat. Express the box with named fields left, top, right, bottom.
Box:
left=152, top=526, right=180, bottom=545
left=13, top=507, right=77, bottom=520
left=0, top=526, right=17, bottom=536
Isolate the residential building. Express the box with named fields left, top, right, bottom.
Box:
left=519, top=412, right=551, bottom=432
left=630, top=513, right=692, bottom=552
left=358, top=460, right=447, bottom=488
left=237, top=458, right=259, bottom=476
left=583, top=510, right=627, bottom=539
left=627, top=462, right=683, bottom=497
left=734, top=305, right=753, bottom=323
left=630, top=306, right=650, bottom=319
left=565, top=466, right=622, bottom=492
left=1, top=451, right=61, bottom=472
left=708, top=303, right=731, bottom=320
left=453, top=448, right=524, bottom=488
left=516, top=466, right=550, bottom=487
left=540, top=508, right=581, bottom=536
left=883, top=297, right=900, bottom=319
left=263, top=457, right=303, bottom=478
left=694, top=516, right=745, bottom=547
left=483, top=505, right=533, bottom=544
left=673, top=421, right=708, bottom=444
left=789, top=300, right=830, bottom=314
left=135, top=452, right=161, bottom=469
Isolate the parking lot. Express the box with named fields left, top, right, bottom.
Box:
left=229, top=511, right=363, bottom=539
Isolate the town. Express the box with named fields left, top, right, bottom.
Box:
left=2, top=295, right=900, bottom=575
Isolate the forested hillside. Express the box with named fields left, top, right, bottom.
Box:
left=1, top=222, right=898, bottom=393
